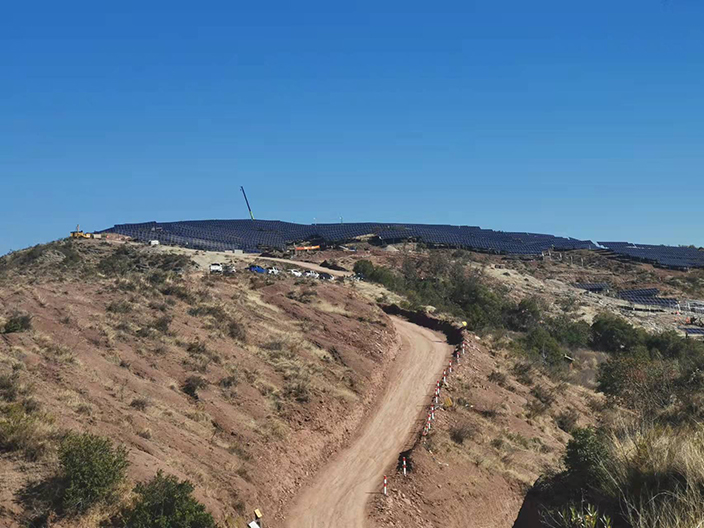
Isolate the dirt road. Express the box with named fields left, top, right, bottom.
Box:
left=154, top=245, right=351, bottom=277
left=285, top=317, right=452, bottom=528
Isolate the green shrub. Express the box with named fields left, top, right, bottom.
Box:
left=597, top=356, right=678, bottom=415
left=531, top=385, right=556, bottom=406
left=590, top=313, right=645, bottom=353
left=99, top=246, right=192, bottom=278
left=548, top=316, right=591, bottom=350
left=106, top=300, right=131, bottom=314
left=219, top=374, right=239, bottom=388
left=505, top=297, right=543, bottom=332
left=449, top=423, right=475, bottom=445
left=513, top=362, right=534, bottom=385
left=59, top=433, right=129, bottom=514
left=555, top=408, right=580, bottom=433
left=182, top=376, right=208, bottom=399
left=0, top=372, right=21, bottom=402
left=3, top=312, right=32, bottom=334
left=521, top=327, right=564, bottom=365
left=545, top=502, right=613, bottom=528
left=124, top=470, right=216, bottom=528
left=352, top=260, right=375, bottom=278
left=283, top=379, right=310, bottom=403
left=130, top=398, right=150, bottom=411
left=227, top=320, right=246, bottom=341
left=150, top=315, right=172, bottom=334
left=564, top=428, right=609, bottom=487
left=488, top=370, right=508, bottom=387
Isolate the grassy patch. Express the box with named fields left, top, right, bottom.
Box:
left=2, top=311, right=32, bottom=334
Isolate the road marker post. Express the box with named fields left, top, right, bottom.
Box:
left=443, top=370, right=447, bottom=385
left=430, top=404, right=435, bottom=421
left=383, top=475, right=388, bottom=496
left=449, top=360, right=453, bottom=374
left=403, top=457, right=407, bottom=476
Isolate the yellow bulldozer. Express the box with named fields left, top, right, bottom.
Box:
left=70, top=225, right=92, bottom=239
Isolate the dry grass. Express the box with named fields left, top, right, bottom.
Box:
left=605, top=424, right=704, bottom=528
left=0, top=372, right=55, bottom=460
left=34, top=334, right=77, bottom=364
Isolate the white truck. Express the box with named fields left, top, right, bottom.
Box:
left=209, top=263, right=223, bottom=273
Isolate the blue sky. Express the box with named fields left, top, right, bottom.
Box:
left=2, top=1, right=703, bottom=255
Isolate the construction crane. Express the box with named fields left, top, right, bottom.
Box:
left=240, top=186, right=255, bottom=221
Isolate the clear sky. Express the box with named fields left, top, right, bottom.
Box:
left=2, top=1, right=703, bottom=256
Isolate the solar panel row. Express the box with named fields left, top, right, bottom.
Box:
left=619, top=288, right=660, bottom=298
left=600, top=242, right=704, bottom=270
left=682, top=327, right=704, bottom=336
left=574, top=283, right=610, bottom=292
left=99, top=220, right=597, bottom=256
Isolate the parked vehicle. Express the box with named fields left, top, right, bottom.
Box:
left=288, top=269, right=303, bottom=277
left=304, top=270, right=319, bottom=279
left=209, top=263, right=223, bottom=273
left=318, top=272, right=334, bottom=281
left=268, top=267, right=280, bottom=275
left=248, top=265, right=267, bottom=274
left=223, top=264, right=236, bottom=275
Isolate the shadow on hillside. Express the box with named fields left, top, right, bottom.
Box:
left=15, top=476, right=63, bottom=528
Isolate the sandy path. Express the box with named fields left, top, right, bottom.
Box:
left=285, top=317, right=451, bottom=528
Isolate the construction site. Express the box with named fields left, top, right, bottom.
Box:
left=1, top=216, right=704, bottom=527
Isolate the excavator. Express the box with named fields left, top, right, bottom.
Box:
left=685, top=316, right=704, bottom=328
left=70, top=225, right=92, bottom=239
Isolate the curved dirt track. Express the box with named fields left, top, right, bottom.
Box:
left=285, top=317, right=452, bottom=528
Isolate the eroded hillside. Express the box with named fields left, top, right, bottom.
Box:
left=3, top=239, right=701, bottom=528
left=0, top=240, right=395, bottom=527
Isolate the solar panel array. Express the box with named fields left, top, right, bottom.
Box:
left=618, top=288, right=680, bottom=309
left=574, top=283, right=610, bottom=292
left=599, top=241, right=704, bottom=270
left=620, top=288, right=661, bottom=297
left=98, top=219, right=596, bottom=255
left=681, top=327, right=704, bottom=336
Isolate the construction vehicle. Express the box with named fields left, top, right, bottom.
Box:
left=70, top=225, right=92, bottom=239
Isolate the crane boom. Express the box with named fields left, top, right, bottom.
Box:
left=240, top=186, right=255, bottom=221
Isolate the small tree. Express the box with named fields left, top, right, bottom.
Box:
left=125, top=471, right=216, bottom=528
left=505, top=297, right=543, bottom=332
left=590, top=313, right=644, bottom=353
left=564, top=428, right=609, bottom=488
left=59, top=433, right=129, bottom=514
left=352, top=260, right=375, bottom=277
